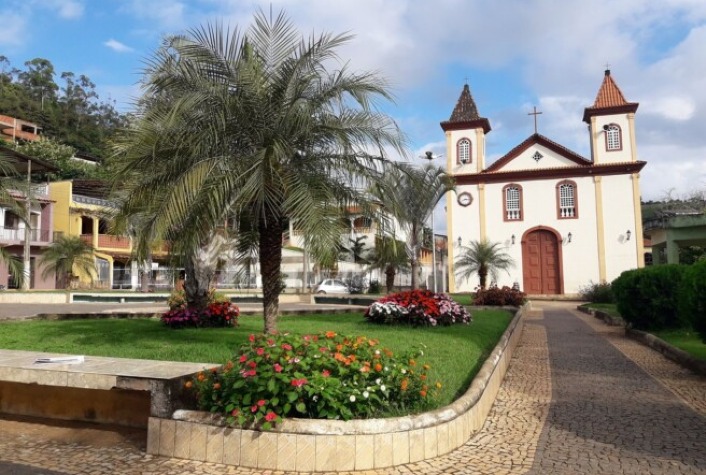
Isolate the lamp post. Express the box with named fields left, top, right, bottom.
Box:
left=421, top=151, right=443, bottom=292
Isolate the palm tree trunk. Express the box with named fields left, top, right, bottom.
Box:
left=385, top=265, right=396, bottom=293
left=260, top=215, right=283, bottom=335
left=184, top=253, right=212, bottom=311
left=410, top=259, right=418, bottom=290
left=479, top=267, right=488, bottom=290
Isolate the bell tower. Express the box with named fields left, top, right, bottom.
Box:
left=440, top=83, right=491, bottom=175
left=583, top=70, right=639, bottom=165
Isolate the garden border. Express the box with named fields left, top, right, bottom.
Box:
left=145, top=303, right=528, bottom=471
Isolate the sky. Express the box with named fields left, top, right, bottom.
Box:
left=1, top=0, right=705, bottom=233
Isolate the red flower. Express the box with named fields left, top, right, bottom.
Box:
left=256, top=347, right=265, bottom=356
left=257, top=399, right=266, bottom=407
left=249, top=334, right=256, bottom=342
left=281, top=343, right=293, bottom=351
left=244, top=369, right=256, bottom=377
left=265, top=411, right=277, bottom=422
left=231, top=408, right=239, bottom=417
left=248, top=361, right=257, bottom=368
left=273, top=363, right=283, bottom=373
left=322, top=369, right=331, bottom=377
left=239, top=354, right=247, bottom=363
left=290, top=378, right=308, bottom=387
left=251, top=405, right=258, bottom=413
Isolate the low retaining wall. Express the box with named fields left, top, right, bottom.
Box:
left=626, top=329, right=706, bottom=376
left=576, top=305, right=625, bottom=326
left=145, top=304, right=527, bottom=471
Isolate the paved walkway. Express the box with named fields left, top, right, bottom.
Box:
left=0, top=302, right=705, bottom=474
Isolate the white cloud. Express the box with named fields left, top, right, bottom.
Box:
left=104, top=39, right=134, bottom=53
left=0, top=11, right=26, bottom=47
left=122, top=0, right=188, bottom=30
left=42, top=0, right=84, bottom=19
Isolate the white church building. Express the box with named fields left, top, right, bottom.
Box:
left=445, top=70, right=646, bottom=295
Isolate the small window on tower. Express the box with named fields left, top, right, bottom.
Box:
left=605, top=124, right=622, bottom=151
left=457, top=138, right=471, bottom=164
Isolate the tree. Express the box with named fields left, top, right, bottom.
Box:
left=367, top=235, right=409, bottom=293
left=39, top=235, right=96, bottom=289
left=342, top=235, right=370, bottom=264
left=372, top=163, right=454, bottom=289
left=455, top=240, right=514, bottom=290
left=109, top=11, right=405, bottom=333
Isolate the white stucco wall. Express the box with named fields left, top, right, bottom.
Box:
left=590, top=114, right=634, bottom=164
left=600, top=174, right=639, bottom=282
left=494, top=144, right=585, bottom=171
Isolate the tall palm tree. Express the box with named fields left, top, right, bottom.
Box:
left=109, top=11, right=405, bottom=333
left=367, top=235, right=409, bottom=293
left=40, top=235, right=96, bottom=289
left=455, top=240, right=514, bottom=290
left=372, top=163, right=454, bottom=289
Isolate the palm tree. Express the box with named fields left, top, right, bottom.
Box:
left=40, top=235, right=96, bottom=289
left=372, top=163, right=454, bottom=289
left=455, top=240, right=514, bottom=290
left=367, top=235, right=409, bottom=293
left=109, top=11, right=405, bottom=333
left=0, top=246, right=24, bottom=288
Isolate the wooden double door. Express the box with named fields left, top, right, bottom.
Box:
left=522, top=229, right=562, bottom=294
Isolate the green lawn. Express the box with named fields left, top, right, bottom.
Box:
left=0, top=310, right=513, bottom=407
left=583, top=303, right=621, bottom=317
left=449, top=293, right=475, bottom=306
left=652, top=329, right=706, bottom=362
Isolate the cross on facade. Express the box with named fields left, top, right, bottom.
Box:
left=528, top=106, right=542, bottom=134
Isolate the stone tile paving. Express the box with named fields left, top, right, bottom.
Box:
left=0, top=303, right=705, bottom=474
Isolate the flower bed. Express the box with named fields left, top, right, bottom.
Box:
left=473, top=286, right=526, bottom=307
left=364, top=290, right=471, bottom=326
left=161, top=301, right=240, bottom=329
left=190, top=331, right=436, bottom=428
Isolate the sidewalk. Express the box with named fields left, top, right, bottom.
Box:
left=0, top=301, right=704, bottom=474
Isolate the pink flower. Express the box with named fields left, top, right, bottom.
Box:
left=257, top=399, right=266, bottom=407
left=244, top=369, right=256, bottom=378
left=319, top=347, right=328, bottom=353
left=267, top=339, right=275, bottom=347
left=251, top=405, right=258, bottom=413
left=249, top=334, right=256, bottom=342
left=256, top=347, right=265, bottom=356
left=281, top=343, right=293, bottom=351
left=273, top=363, right=283, bottom=373
left=239, top=354, right=247, bottom=363
left=290, top=378, right=308, bottom=388
left=265, top=411, right=277, bottom=422
left=322, top=369, right=331, bottom=377
left=303, top=335, right=311, bottom=341
left=248, top=361, right=257, bottom=368
left=231, top=408, right=239, bottom=417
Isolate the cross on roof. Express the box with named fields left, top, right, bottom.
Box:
left=464, top=76, right=470, bottom=84
left=528, top=106, right=542, bottom=134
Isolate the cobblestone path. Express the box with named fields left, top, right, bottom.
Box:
left=0, top=302, right=704, bottom=474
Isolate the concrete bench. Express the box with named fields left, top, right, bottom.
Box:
left=0, top=349, right=217, bottom=428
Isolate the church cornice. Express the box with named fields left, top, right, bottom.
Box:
left=440, top=118, right=492, bottom=134
left=582, top=103, right=639, bottom=123
left=454, top=161, right=646, bottom=185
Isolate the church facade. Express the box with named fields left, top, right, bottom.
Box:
left=444, top=70, right=646, bottom=294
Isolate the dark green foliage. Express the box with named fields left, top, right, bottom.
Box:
left=611, top=265, right=689, bottom=331
left=473, top=286, right=526, bottom=307
left=578, top=281, right=614, bottom=303
left=367, top=280, right=381, bottom=294
left=0, top=56, right=127, bottom=161
left=678, top=260, right=706, bottom=343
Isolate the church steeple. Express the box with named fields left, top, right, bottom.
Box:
left=583, top=69, right=638, bottom=123
left=441, top=83, right=491, bottom=133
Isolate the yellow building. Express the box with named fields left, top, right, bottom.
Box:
left=48, top=180, right=171, bottom=289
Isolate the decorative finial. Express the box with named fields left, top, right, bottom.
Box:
left=604, top=63, right=611, bottom=76
left=528, top=106, right=543, bottom=134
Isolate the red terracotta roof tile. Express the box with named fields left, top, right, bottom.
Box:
left=591, top=70, right=630, bottom=108
left=448, top=84, right=481, bottom=122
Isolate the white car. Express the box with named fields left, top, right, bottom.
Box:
left=315, top=279, right=350, bottom=294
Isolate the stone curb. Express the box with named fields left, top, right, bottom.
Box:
left=576, top=304, right=625, bottom=326
left=625, top=328, right=706, bottom=377
left=148, top=304, right=527, bottom=470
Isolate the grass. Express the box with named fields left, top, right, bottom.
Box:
left=449, top=293, right=475, bottom=306
left=0, top=310, right=512, bottom=408
left=652, top=329, right=706, bottom=362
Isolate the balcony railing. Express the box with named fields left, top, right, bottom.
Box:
left=80, top=234, right=132, bottom=249
left=0, top=227, right=58, bottom=243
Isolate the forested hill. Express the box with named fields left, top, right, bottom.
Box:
left=0, top=56, right=128, bottom=158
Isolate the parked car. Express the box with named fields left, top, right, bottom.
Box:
left=315, top=279, right=350, bottom=294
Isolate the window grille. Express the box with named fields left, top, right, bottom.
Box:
left=606, top=124, right=621, bottom=150
left=559, top=183, right=575, bottom=218
left=458, top=139, right=471, bottom=164
left=505, top=186, right=521, bottom=220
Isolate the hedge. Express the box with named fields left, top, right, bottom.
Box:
left=679, top=260, right=706, bottom=343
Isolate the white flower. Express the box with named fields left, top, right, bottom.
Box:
left=349, top=395, right=356, bottom=402
left=384, top=366, right=389, bottom=372
left=363, top=391, right=369, bottom=399
left=375, top=349, right=381, bottom=355
left=313, top=395, right=319, bottom=402
left=375, top=378, right=382, bottom=385
left=419, top=350, right=424, bottom=356
left=380, top=384, right=386, bottom=391
left=401, top=369, right=407, bottom=374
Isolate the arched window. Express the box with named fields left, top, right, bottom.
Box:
left=605, top=124, right=622, bottom=151
left=457, top=138, right=471, bottom=164
left=503, top=184, right=523, bottom=221
left=556, top=180, right=578, bottom=219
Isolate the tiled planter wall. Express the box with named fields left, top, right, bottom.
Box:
left=147, top=305, right=527, bottom=471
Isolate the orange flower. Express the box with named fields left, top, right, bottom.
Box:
left=423, top=364, right=430, bottom=370
left=420, top=374, right=427, bottom=381
left=213, top=383, right=221, bottom=390
left=420, top=390, right=427, bottom=397
left=401, top=378, right=409, bottom=391
left=325, top=331, right=337, bottom=339
left=197, top=372, right=206, bottom=382
left=348, top=355, right=356, bottom=362
left=409, top=359, right=417, bottom=366
left=184, top=381, right=193, bottom=389
left=374, top=363, right=383, bottom=372
left=384, top=349, right=393, bottom=357
left=336, top=344, right=343, bottom=352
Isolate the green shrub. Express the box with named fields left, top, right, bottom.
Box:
left=367, top=280, right=382, bottom=294
left=473, top=286, right=526, bottom=306
left=190, top=332, right=437, bottom=428
left=578, top=281, right=614, bottom=303
left=679, top=260, right=706, bottom=343
left=612, top=265, right=689, bottom=331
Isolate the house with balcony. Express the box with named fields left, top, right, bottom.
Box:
left=0, top=115, right=42, bottom=143
left=48, top=179, right=171, bottom=289
left=0, top=146, right=59, bottom=289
